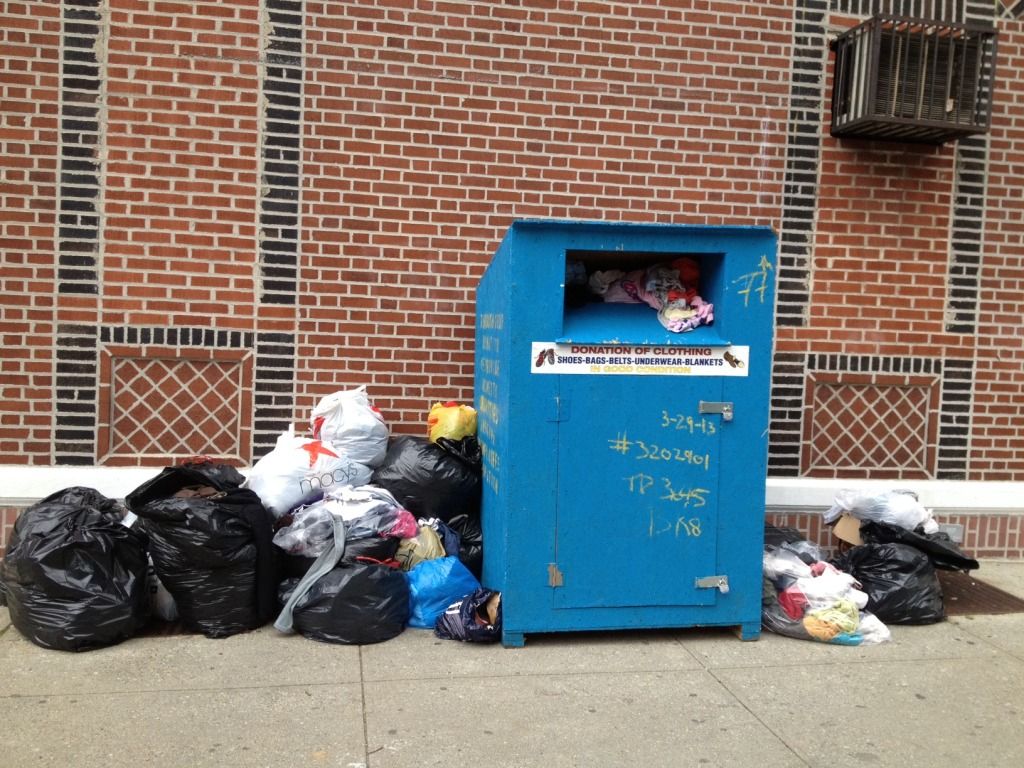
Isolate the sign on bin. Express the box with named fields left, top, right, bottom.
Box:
left=530, top=342, right=749, bottom=376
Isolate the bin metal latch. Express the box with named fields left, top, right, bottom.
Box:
left=698, top=401, right=734, bottom=422
left=695, top=575, right=730, bottom=594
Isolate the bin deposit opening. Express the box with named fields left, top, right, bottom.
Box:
left=562, top=250, right=727, bottom=346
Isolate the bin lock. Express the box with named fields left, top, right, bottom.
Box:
left=695, top=575, right=730, bottom=594
left=698, top=401, right=734, bottom=422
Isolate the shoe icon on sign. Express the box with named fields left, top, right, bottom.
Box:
left=723, top=349, right=744, bottom=369
left=535, top=348, right=556, bottom=367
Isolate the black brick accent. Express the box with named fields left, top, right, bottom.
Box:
left=55, top=324, right=98, bottom=464
left=937, top=359, right=974, bottom=478
left=101, top=325, right=253, bottom=348
left=768, top=352, right=808, bottom=476
left=253, top=331, right=296, bottom=459
left=57, top=1, right=102, bottom=296
left=777, top=1, right=829, bottom=328
left=260, top=1, right=304, bottom=306
left=946, top=134, right=988, bottom=334
left=829, top=2, right=964, bottom=20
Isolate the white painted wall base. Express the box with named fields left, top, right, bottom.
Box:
left=765, top=477, right=1024, bottom=518
left=0, top=466, right=1021, bottom=517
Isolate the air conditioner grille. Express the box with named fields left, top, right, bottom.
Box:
left=831, top=14, right=997, bottom=144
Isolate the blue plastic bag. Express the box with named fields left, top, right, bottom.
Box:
left=405, top=557, right=480, bottom=629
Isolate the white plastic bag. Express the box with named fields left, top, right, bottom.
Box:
left=309, top=386, right=389, bottom=467
left=796, top=570, right=869, bottom=611
left=244, top=427, right=372, bottom=518
left=824, top=489, right=938, bottom=533
left=856, top=612, right=892, bottom=645
left=762, top=547, right=813, bottom=582
left=146, top=554, right=179, bottom=622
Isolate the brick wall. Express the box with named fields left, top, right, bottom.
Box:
left=292, top=0, right=792, bottom=428
left=1, top=2, right=60, bottom=464
left=973, top=18, right=1024, bottom=479
left=1, top=0, right=793, bottom=466
left=768, top=1, right=1024, bottom=482
left=0, top=1, right=1022, bottom=490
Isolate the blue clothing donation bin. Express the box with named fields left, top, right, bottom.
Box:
left=474, top=220, right=777, bottom=647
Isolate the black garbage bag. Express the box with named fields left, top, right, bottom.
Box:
left=370, top=436, right=481, bottom=522
left=278, top=564, right=409, bottom=644
left=764, top=523, right=809, bottom=549
left=0, top=487, right=149, bottom=651
left=858, top=521, right=980, bottom=572
left=177, top=457, right=247, bottom=489
left=126, top=464, right=278, bottom=638
left=435, top=435, right=482, bottom=467
left=831, top=542, right=945, bottom=625
left=434, top=587, right=501, bottom=643
left=446, top=513, right=483, bottom=579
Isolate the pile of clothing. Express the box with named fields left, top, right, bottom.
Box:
left=762, top=525, right=891, bottom=646
left=569, top=257, right=714, bottom=333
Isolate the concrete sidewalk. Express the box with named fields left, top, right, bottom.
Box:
left=2, top=562, right=1023, bottom=768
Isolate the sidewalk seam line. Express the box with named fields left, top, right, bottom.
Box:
left=360, top=645, right=371, bottom=768
left=707, top=667, right=814, bottom=768
left=0, top=680, right=362, bottom=700
left=953, top=621, right=1024, bottom=664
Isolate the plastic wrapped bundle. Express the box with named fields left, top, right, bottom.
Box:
left=309, top=385, right=390, bottom=467
left=126, top=464, right=279, bottom=638
left=271, top=486, right=417, bottom=559
left=273, top=485, right=416, bottom=577
left=278, top=564, right=409, bottom=645
left=0, top=487, right=149, bottom=651
left=761, top=531, right=892, bottom=646
left=434, top=588, right=501, bottom=643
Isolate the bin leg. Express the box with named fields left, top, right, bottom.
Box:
left=501, top=630, right=525, bottom=648
left=737, top=622, right=761, bottom=641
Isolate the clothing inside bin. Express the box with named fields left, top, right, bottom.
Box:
left=566, top=257, right=714, bottom=333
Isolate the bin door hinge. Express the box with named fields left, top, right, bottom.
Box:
left=698, top=401, right=734, bottom=422
left=695, top=575, right=730, bottom=594
left=548, top=563, right=564, bottom=588
left=547, top=396, right=570, bottom=422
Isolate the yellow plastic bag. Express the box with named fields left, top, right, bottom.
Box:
left=427, top=401, right=477, bottom=443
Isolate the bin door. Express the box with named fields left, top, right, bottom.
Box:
left=552, top=374, right=723, bottom=609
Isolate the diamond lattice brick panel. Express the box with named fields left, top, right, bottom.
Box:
left=98, top=346, right=253, bottom=466
left=802, top=372, right=940, bottom=479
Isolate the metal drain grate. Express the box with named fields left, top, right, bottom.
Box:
left=938, top=570, right=1024, bottom=616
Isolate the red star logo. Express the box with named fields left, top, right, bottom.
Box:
left=300, top=440, right=338, bottom=467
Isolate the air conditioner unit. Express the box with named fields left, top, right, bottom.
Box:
left=831, top=14, right=997, bottom=144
